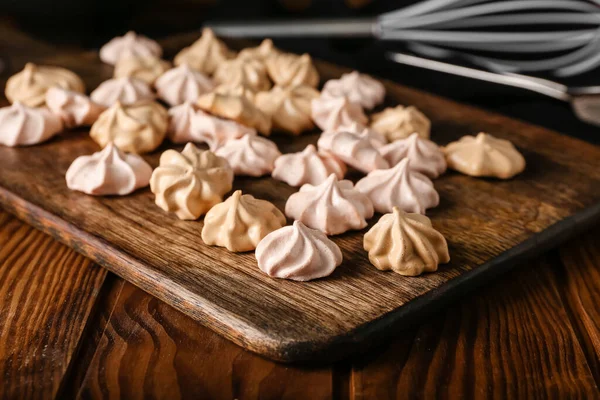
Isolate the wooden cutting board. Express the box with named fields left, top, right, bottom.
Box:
left=1, top=32, right=599, bottom=363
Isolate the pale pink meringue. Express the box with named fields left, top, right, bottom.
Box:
left=0, top=102, right=63, bottom=146
left=272, top=144, right=346, bottom=187
left=214, top=134, right=280, bottom=176
left=322, top=121, right=387, bottom=149
left=311, top=95, right=368, bottom=131
left=45, top=87, right=106, bottom=128
left=285, top=174, right=374, bottom=235
left=256, top=221, right=343, bottom=281
left=355, top=158, right=439, bottom=214
left=322, top=71, right=385, bottom=109
left=155, top=64, right=215, bottom=106
left=99, top=31, right=162, bottom=66
left=379, top=133, right=446, bottom=178
left=66, top=142, right=152, bottom=195
left=317, top=130, right=389, bottom=173
left=90, top=77, right=154, bottom=107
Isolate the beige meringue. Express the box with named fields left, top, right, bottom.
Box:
left=99, top=31, right=162, bottom=66
left=214, top=134, right=280, bottom=176
left=364, top=207, right=450, bottom=276
left=322, top=71, right=385, bottom=109
left=45, top=87, right=106, bottom=128
left=5, top=63, right=85, bottom=107
left=311, top=95, right=368, bottom=132
left=322, top=121, right=387, bottom=149
left=0, top=102, right=63, bottom=146
left=213, top=58, right=271, bottom=92
left=174, top=28, right=235, bottom=75
left=317, top=130, right=388, bottom=173
left=255, top=85, right=319, bottom=135
left=155, top=64, right=215, bottom=106
left=113, top=55, right=171, bottom=85
left=90, top=101, right=168, bottom=154
left=266, top=52, right=319, bottom=88
left=355, top=158, right=439, bottom=214
left=150, top=143, right=234, bottom=220
left=90, top=77, right=155, bottom=108
left=379, top=133, right=446, bottom=178
left=66, top=142, right=152, bottom=196
left=256, top=220, right=343, bottom=281
left=201, top=190, right=286, bottom=252
left=443, top=132, right=526, bottom=179
left=272, top=144, right=346, bottom=187
left=238, top=39, right=280, bottom=61
left=285, top=174, right=374, bottom=235
left=370, top=105, right=431, bottom=141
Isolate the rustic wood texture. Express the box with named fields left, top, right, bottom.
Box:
left=0, top=32, right=600, bottom=362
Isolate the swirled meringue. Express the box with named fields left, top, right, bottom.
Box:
left=5, top=63, right=85, bottom=107
left=213, top=58, right=271, bottom=92
left=322, top=71, right=385, bottom=109
left=272, top=144, right=346, bottom=187
left=45, top=87, right=105, bottom=128
left=113, top=55, right=171, bottom=85
left=355, top=159, right=439, bottom=214
left=238, top=39, right=280, bottom=61
left=443, top=132, right=526, bottom=179
left=322, top=121, right=387, bottom=149
left=90, top=77, right=155, bottom=107
left=265, top=53, right=319, bottom=88
left=150, top=143, right=234, bottom=220
left=155, top=64, right=215, bottom=106
left=66, top=142, right=152, bottom=195
left=99, top=31, right=162, bottom=65
left=0, top=102, right=63, bottom=146
left=256, top=221, right=343, bottom=281
left=364, top=207, right=450, bottom=276
left=285, top=174, right=373, bottom=235
left=90, top=101, right=168, bottom=154
left=255, top=85, right=319, bottom=135
left=370, top=105, right=431, bottom=141
left=214, top=134, right=280, bottom=176
left=317, top=130, right=388, bottom=173
left=201, top=190, right=286, bottom=252
left=379, top=133, right=446, bottom=178
left=174, top=28, right=234, bottom=75
left=311, top=95, right=368, bottom=132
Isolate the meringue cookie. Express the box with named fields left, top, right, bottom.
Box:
left=238, top=39, right=280, bottom=61
left=214, top=134, right=280, bottom=176
left=0, top=102, right=63, bottom=146
left=322, top=71, right=385, bottom=109
left=364, top=207, right=450, bottom=276
left=272, top=144, right=346, bottom=187
left=311, top=95, right=368, bottom=132
left=90, top=101, right=168, bottom=154
left=317, top=130, right=388, bottom=173
left=150, top=143, right=234, bottom=220
left=255, top=85, right=319, bottom=135
left=113, top=55, right=171, bottom=85
left=256, top=221, right=343, bottom=281
left=155, top=64, right=215, bottom=106
left=99, top=31, right=162, bottom=66
left=201, top=190, right=286, bottom=252
left=90, top=77, right=155, bottom=108
left=323, top=121, right=387, bottom=149
left=45, top=87, right=106, bottom=128
left=355, top=158, right=439, bottom=214
left=66, top=142, right=152, bottom=195
left=285, top=174, right=374, bottom=235
left=213, top=58, right=271, bottom=92
left=370, top=105, right=431, bottom=141
left=379, top=133, right=446, bottom=178
left=5, top=63, right=85, bottom=107
left=444, top=132, right=526, bottom=179
left=266, top=53, right=319, bottom=88
left=174, top=28, right=234, bottom=75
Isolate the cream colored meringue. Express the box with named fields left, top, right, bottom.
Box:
left=364, top=207, right=450, bottom=276
left=317, top=130, right=388, bottom=173
left=256, top=220, right=343, bottom=281
left=213, top=58, right=271, bottom=92
left=322, top=71, right=385, bottom=109
left=5, top=63, right=85, bottom=107
left=444, top=132, right=526, bottom=179
left=45, top=87, right=105, bottom=128
left=355, top=158, right=439, bottom=214
left=266, top=53, right=319, bottom=88
left=0, top=102, right=63, bottom=146
left=155, top=64, right=215, bottom=106
left=255, top=85, right=319, bottom=135
left=238, top=39, right=280, bottom=61
left=66, top=142, right=152, bottom=196
left=370, top=105, right=431, bottom=141
left=323, top=121, right=387, bottom=149
left=272, top=144, right=346, bottom=187
left=285, top=174, right=373, bottom=235
left=90, top=101, right=168, bottom=154
left=201, top=190, right=286, bottom=252
left=174, top=28, right=234, bottom=75
left=150, top=143, right=233, bottom=220
left=311, top=95, right=368, bottom=132
left=379, top=133, right=446, bottom=178
left=214, top=134, right=280, bottom=176
left=99, top=31, right=162, bottom=66
left=90, top=77, right=155, bottom=108
left=113, top=55, right=171, bottom=85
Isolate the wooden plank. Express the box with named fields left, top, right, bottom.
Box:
left=0, top=212, right=107, bottom=399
